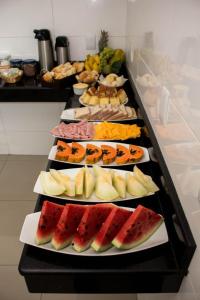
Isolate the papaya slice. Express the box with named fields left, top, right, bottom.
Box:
left=86, top=144, right=102, bottom=164
left=55, top=140, right=72, bottom=161
left=129, top=145, right=144, bottom=162
left=101, top=145, right=116, bottom=165
left=67, top=142, right=86, bottom=163
left=115, top=144, right=129, bottom=165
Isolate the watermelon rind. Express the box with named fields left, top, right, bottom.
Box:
left=91, top=240, right=111, bottom=252
left=51, top=237, right=72, bottom=250
left=35, top=234, right=53, bottom=245
left=73, top=239, right=93, bottom=253
left=112, top=218, right=163, bottom=250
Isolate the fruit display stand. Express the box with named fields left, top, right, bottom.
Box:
left=18, top=70, right=196, bottom=293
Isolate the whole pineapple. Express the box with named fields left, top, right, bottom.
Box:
left=98, top=30, right=109, bottom=53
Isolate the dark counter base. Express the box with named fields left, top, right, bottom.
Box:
left=24, top=273, right=183, bottom=293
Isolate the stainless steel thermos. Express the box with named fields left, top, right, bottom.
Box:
left=55, top=36, right=69, bottom=65
left=34, top=29, right=54, bottom=71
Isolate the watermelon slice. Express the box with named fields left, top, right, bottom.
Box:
left=112, top=205, right=163, bottom=250
left=51, top=204, right=87, bottom=250
left=73, top=204, right=114, bottom=252
left=35, top=201, right=64, bottom=245
left=91, top=207, right=132, bottom=252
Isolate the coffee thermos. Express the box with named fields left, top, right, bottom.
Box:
left=55, top=36, right=69, bottom=65
left=33, top=29, right=54, bottom=71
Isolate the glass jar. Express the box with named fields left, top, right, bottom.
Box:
left=22, top=59, right=38, bottom=77
left=10, top=59, right=23, bottom=69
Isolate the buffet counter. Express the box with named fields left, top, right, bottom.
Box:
left=18, top=71, right=196, bottom=293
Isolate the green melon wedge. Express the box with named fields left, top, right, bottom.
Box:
left=40, top=171, right=66, bottom=196
left=133, top=166, right=159, bottom=193
left=84, top=165, right=95, bottom=198
left=126, top=173, right=148, bottom=197
left=75, top=168, right=85, bottom=196
left=113, top=171, right=126, bottom=198
left=50, top=169, right=75, bottom=197
left=95, top=174, right=119, bottom=201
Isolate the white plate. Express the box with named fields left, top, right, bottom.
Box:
left=61, top=108, right=137, bottom=122
left=52, top=122, right=141, bottom=141
left=48, top=141, right=149, bottom=166
left=34, top=167, right=156, bottom=203
left=79, top=97, right=128, bottom=107
left=19, top=208, right=168, bottom=257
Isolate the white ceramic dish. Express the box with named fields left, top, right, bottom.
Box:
left=19, top=208, right=168, bottom=257
left=33, top=167, right=156, bottom=203
left=48, top=141, right=149, bottom=166
left=60, top=108, right=136, bottom=122
left=98, top=75, right=128, bottom=88
left=79, top=97, right=128, bottom=107
left=52, top=122, right=141, bottom=141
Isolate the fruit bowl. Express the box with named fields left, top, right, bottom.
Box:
left=98, top=74, right=128, bottom=88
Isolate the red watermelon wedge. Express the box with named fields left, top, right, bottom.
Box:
left=35, top=201, right=64, bottom=245
left=112, top=205, right=163, bottom=250
left=91, top=207, right=132, bottom=252
left=73, top=203, right=114, bottom=252
left=51, top=204, right=87, bottom=250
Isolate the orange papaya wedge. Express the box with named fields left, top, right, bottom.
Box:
left=101, top=145, right=116, bottom=165
left=86, top=144, right=102, bottom=164
left=67, top=142, right=86, bottom=163
left=129, top=145, right=144, bottom=162
left=55, top=140, right=72, bottom=161
left=115, top=144, right=129, bottom=165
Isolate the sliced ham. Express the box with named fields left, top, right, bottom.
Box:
left=50, top=121, right=94, bottom=140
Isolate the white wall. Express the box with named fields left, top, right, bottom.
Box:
left=0, top=0, right=127, bottom=155
left=126, top=0, right=200, bottom=299
left=0, top=0, right=127, bottom=61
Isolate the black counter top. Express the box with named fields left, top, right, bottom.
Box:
left=0, top=77, right=71, bottom=102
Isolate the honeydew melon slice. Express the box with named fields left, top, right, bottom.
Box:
left=75, top=168, right=85, bottom=196
left=113, top=172, right=126, bottom=198
left=95, top=174, right=119, bottom=201
left=84, top=165, right=95, bottom=198
left=50, top=169, right=75, bottom=197
left=133, top=166, right=159, bottom=193
left=126, top=173, right=148, bottom=197
left=40, top=171, right=65, bottom=196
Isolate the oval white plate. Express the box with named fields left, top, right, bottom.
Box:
left=48, top=141, right=149, bottom=166
left=60, top=108, right=137, bottom=122
left=33, top=167, right=156, bottom=203
left=79, top=97, right=128, bottom=107
left=19, top=208, right=168, bottom=257
left=52, top=122, right=141, bottom=141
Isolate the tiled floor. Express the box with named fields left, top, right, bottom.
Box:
left=0, top=154, right=137, bottom=300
